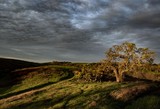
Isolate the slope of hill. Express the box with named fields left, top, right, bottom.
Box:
left=0, top=58, right=40, bottom=87
left=0, top=58, right=160, bottom=109
left=0, top=57, right=40, bottom=72
left=0, top=75, right=160, bottom=109
left=0, top=65, right=75, bottom=99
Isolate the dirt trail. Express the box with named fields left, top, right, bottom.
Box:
left=0, top=79, right=67, bottom=103
left=0, top=85, right=47, bottom=103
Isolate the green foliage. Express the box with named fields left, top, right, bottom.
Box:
left=76, top=64, right=114, bottom=82
left=75, top=64, right=97, bottom=82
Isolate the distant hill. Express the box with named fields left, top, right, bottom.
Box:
left=0, top=57, right=40, bottom=72
left=0, top=57, right=40, bottom=87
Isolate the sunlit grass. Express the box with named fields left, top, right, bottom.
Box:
left=0, top=77, right=160, bottom=109
left=0, top=65, right=74, bottom=98
left=0, top=65, right=160, bottom=109
left=0, top=79, right=121, bottom=109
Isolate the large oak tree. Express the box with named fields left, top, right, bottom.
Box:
left=100, top=42, right=155, bottom=82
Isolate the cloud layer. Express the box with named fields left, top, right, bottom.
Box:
left=0, top=0, right=160, bottom=62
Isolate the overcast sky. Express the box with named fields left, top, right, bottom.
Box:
left=0, top=0, right=160, bottom=62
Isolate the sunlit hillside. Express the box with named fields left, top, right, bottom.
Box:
left=0, top=58, right=160, bottom=109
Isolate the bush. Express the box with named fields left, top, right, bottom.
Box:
left=75, top=64, right=114, bottom=82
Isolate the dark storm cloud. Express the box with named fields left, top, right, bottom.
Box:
left=129, top=14, right=160, bottom=28
left=128, top=5, right=160, bottom=29
left=0, top=0, right=160, bottom=62
left=148, top=0, right=160, bottom=5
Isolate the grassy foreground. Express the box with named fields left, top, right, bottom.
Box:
left=0, top=63, right=160, bottom=109
left=0, top=79, right=160, bottom=109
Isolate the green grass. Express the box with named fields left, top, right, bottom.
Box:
left=0, top=80, right=122, bottom=109
left=0, top=65, right=75, bottom=98
left=125, top=96, right=160, bottom=109
left=2, top=78, right=158, bottom=109
left=0, top=64, right=160, bottom=109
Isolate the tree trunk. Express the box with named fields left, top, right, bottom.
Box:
left=116, top=75, right=120, bottom=82
left=113, top=67, right=124, bottom=83
left=115, top=75, right=123, bottom=82
left=115, top=71, right=124, bottom=83
left=119, top=71, right=124, bottom=82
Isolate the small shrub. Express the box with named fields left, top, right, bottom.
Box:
left=76, top=64, right=113, bottom=82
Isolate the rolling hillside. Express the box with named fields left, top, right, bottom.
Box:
left=0, top=58, right=160, bottom=109
left=0, top=58, right=40, bottom=87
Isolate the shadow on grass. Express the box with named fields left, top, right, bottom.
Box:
left=0, top=82, right=55, bottom=99
left=4, top=90, right=123, bottom=109
left=4, top=79, right=159, bottom=109
left=60, top=71, right=74, bottom=81
left=5, top=98, right=54, bottom=109
left=0, top=72, right=74, bottom=100
left=7, top=81, right=156, bottom=109
left=7, top=87, right=159, bottom=109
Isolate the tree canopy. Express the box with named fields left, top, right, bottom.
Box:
left=100, top=42, right=155, bottom=82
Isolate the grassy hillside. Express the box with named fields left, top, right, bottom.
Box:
left=0, top=65, right=75, bottom=99
left=0, top=58, right=160, bottom=109
left=0, top=77, right=160, bottom=109
left=0, top=58, right=41, bottom=87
